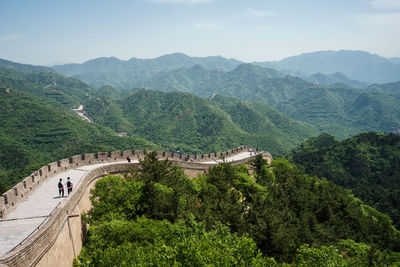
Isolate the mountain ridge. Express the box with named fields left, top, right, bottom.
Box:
left=254, top=50, right=400, bottom=84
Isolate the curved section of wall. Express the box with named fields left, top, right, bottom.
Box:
left=0, top=146, right=253, bottom=219
left=0, top=163, right=131, bottom=267
left=0, top=146, right=272, bottom=267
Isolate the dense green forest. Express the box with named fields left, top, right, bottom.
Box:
left=289, top=133, right=400, bottom=229
left=84, top=89, right=318, bottom=155
left=75, top=153, right=400, bottom=266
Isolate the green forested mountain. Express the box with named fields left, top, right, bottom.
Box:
left=84, top=90, right=318, bottom=155
left=255, top=50, right=400, bottom=84
left=0, top=87, right=159, bottom=191
left=0, top=67, right=95, bottom=108
left=304, top=72, right=368, bottom=88
left=53, top=53, right=242, bottom=89
left=289, top=133, right=400, bottom=229
left=140, top=63, right=311, bottom=107
left=366, top=80, right=400, bottom=98
left=277, top=84, right=400, bottom=138
left=136, top=64, right=400, bottom=139
left=76, top=153, right=400, bottom=266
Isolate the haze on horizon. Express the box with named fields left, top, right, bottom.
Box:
left=1, top=0, right=400, bottom=65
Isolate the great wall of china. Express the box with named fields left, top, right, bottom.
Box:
left=0, top=146, right=272, bottom=267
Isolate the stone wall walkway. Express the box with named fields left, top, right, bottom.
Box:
left=0, top=151, right=252, bottom=256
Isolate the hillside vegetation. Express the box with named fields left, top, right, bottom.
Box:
left=277, top=84, right=400, bottom=138
left=84, top=90, right=318, bottom=155
left=75, top=153, right=400, bottom=266
left=0, top=67, right=95, bottom=108
left=139, top=63, right=310, bottom=107
left=304, top=72, right=368, bottom=88
left=289, top=132, right=400, bottom=229
left=0, top=86, right=159, bottom=192
left=135, top=64, right=400, bottom=139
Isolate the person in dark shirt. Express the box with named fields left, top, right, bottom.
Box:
left=66, top=177, right=73, bottom=195
left=58, top=178, right=64, bottom=197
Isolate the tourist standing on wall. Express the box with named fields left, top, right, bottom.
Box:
left=58, top=179, right=64, bottom=197
left=66, top=177, right=73, bottom=195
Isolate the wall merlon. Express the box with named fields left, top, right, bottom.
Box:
left=133, top=150, right=144, bottom=159
left=70, top=155, right=84, bottom=168
left=59, top=159, right=70, bottom=170
left=3, top=190, right=16, bottom=210
left=84, top=153, right=96, bottom=164
left=110, top=151, right=122, bottom=161
left=39, top=166, right=48, bottom=179
left=122, top=150, right=132, bottom=158
left=22, top=176, right=33, bottom=190
left=97, top=152, right=108, bottom=162
left=48, top=162, right=58, bottom=174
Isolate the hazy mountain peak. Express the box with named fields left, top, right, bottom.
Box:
left=255, top=50, right=400, bottom=84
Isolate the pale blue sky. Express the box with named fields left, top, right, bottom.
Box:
left=1, top=0, right=399, bottom=65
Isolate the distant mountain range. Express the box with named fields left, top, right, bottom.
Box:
left=254, top=50, right=400, bottom=84
left=52, top=53, right=242, bottom=89
left=48, top=50, right=400, bottom=89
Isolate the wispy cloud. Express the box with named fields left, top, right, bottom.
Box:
left=245, top=8, right=277, bottom=17
left=0, top=34, right=21, bottom=41
left=152, top=0, right=214, bottom=4
left=370, top=0, right=400, bottom=10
